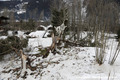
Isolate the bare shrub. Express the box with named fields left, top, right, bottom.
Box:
left=85, top=0, right=119, bottom=65
left=109, top=40, right=120, bottom=65
left=95, top=31, right=108, bottom=65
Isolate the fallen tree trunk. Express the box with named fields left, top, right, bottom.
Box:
left=60, top=40, right=85, bottom=47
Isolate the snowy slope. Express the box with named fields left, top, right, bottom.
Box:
left=0, top=29, right=120, bottom=80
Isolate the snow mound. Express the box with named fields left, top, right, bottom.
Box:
left=29, top=31, right=45, bottom=38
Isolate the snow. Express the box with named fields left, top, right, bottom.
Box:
left=0, top=36, right=7, bottom=39
left=25, top=76, right=37, bottom=80
left=28, top=31, right=52, bottom=48
left=29, top=31, right=45, bottom=38
left=8, top=30, right=13, bottom=36
left=7, top=30, right=26, bottom=39
left=0, top=28, right=120, bottom=80
left=17, top=9, right=26, bottom=14
left=38, top=47, right=120, bottom=80
left=28, top=38, right=52, bottom=48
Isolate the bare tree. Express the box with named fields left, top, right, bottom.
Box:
left=39, top=10, right=44, bottom=21
left=9, top=12, right=15, bottom=28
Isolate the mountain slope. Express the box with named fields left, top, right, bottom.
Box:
left=0, top=0, right=52, bottom=20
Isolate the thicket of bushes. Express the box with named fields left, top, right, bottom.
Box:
left=20, top=19, right=36, bottom=31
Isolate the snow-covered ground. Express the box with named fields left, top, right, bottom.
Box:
left=0, top=28, right=120, bottom=80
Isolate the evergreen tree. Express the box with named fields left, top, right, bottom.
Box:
left=51, top=9, right=65, bottom=27
left=50, top=0, right=68, bottom=35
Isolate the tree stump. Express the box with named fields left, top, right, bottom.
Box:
left=20, top=50, right=36, bottom=78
